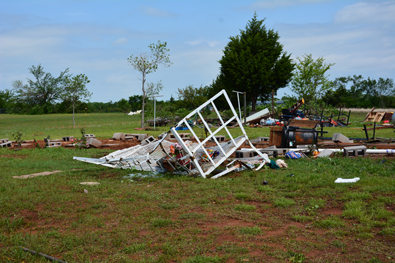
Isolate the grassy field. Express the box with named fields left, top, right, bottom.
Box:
left=0, top=112, right=394, bottom=141
left=1, top=113, right=395, bottom=262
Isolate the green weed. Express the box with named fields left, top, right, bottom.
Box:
left=151, top=218, right=174, bottom=228
left=234, top=204, right=256, bottom=212
left=287, top=251, right=305, bottom=263
left=122, top=243, right=146, bottom=254
left=179, top=213, right=206, bottom=220
left=239, top=226, right=263, bottom=235
left=184, top=255, right=223, bottom=263
left=234, top=192, right=252, bottom=200
left=314, top=216, right=345, bottom=229
left=273, top=197, right=296, bottom=208
left=158, top=203, right=179, bottom=209
left=0, top=217, right=25, bottom=232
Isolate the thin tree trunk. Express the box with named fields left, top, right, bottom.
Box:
left=141, top=72, right=146, bottom=128
left=251, top=96, right=256, bottom=112
left=73, top=102, right=75, bottom=128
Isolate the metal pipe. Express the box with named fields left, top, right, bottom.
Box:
left=317, top=149, right=395, bottom=154
left=244, top=92, right=247, bottom=125
left=148, top=95, right=163, bottom=130
left=20, top=247, right=66, bottom=263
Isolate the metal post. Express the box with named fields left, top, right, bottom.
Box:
left=244, top=92, right=247, bottom=125
left=232, top=90, right=243, bottom=121
left=148, top=95, right=163, bottom=130
left=154, top=97, right=156, bottom=130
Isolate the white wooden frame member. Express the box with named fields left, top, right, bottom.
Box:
left=170, top=89, right=270, bottom=178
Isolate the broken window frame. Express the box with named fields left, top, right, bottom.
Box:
left=170, top=89, right=270, bottom=178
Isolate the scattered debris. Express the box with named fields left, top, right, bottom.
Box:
left=112, top=132, right=125, bottom=140
left=317, top=149, right=334, bottom=158
left=335, top=177, right=360, bottom=183
left=285, top=151, right=304, bottom=159
left=246, top=108, right=270, bottom=124
left=276, top=159, right=288, bottom=168
left=74, top=90, right=273, bottom=178
left=332, top=133, right=353, bottom=143
left=80, top=182, right=100, bottom=185
left=0, top=138, right=12, bottom=148
left=128, top=110, right=142, bottom=115
left=87, top=138, right=102, bottom=148
left=280, top=98, right=305, bottom=121
left=13, top=170, right=63, bottom=179
left=20, top=247, right=66, bottom=263
left=62, top=136, right=74, bottom=142
left=343, top=146, right=367, bottom=157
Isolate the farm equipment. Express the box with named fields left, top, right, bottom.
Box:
left=280, top=98, right=305, bottom=121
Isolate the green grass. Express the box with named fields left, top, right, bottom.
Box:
left=238, top=226, right=263, bottom=235
left=1, top=111, right=394, bottom=141
left=0, top=112, right=395, bottom=262
left=234, top=203, right=256, bottom=212
left=273, top=197, right=296, bottom=208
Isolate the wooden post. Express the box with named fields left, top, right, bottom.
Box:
left=272, top=89, right=274, bottom=118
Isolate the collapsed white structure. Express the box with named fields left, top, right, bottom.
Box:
left=74, top=90, right=271, bottom=178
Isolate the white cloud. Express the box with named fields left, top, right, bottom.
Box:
left=112, top=37, right=129, bottom=45
left=141, top=6, right=177, bottom=18
left=278, top=19, right=395, bottom=81
left=185, top=39, right=221, bottom=47
left=334, top=1, right=395, bottom=24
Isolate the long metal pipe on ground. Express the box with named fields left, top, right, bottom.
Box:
left=318, top=149, right=395, bottom=154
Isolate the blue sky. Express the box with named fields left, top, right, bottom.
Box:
left=1, top=0, right=394, bottom=102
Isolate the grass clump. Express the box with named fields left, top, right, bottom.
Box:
left=379, top=227, right=395, bottom=236
left=273, top=197, right=295, bottom=208
left=234, top=192, right=252, bottom=200
left=90, top=203, right=107, bottom=209
left=179, top=213, right=205, bottom=220
left=184, top=255, right=223, bottom=263
left=314, top=216, right=345, bottom=229
left=158, top=203, right=179, bottom=209
left=122, top=243, right=146, bottom=254
left=239, top=226, right=263, bottom=235
left=151, top=218, right=174, bottom=228
left=235, top=203, right=256, bottom=212
left=342, top=200, right=365, bottom=220
left=287, top=251, right=306, bottom=263
left=0, top=217, right=25, bottom=233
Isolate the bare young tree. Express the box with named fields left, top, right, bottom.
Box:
left=127, top=41, right=172, bottom=128
left=62, top=74, right=91, bottom=127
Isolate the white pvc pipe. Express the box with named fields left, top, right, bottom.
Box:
left=318, top=149, right=395, bottom=154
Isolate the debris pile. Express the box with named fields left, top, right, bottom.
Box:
left=74, top=90, right=272, bottom=178
left=72, top=90, right=395, bottom=179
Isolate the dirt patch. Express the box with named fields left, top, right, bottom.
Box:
left=201, top=219, right=255, bottom=230
left=322, top=207, right=343, bottom=216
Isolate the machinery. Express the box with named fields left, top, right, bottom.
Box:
left=280, top=98, right=305, bottom=121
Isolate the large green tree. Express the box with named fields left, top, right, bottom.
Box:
left=127, top=41, right=172, bottom=128
left=0, top=89, right=15, bottom=113
left=216, top=13, right=294, bottom=111
left=12, top=64, right=70, bottom=114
